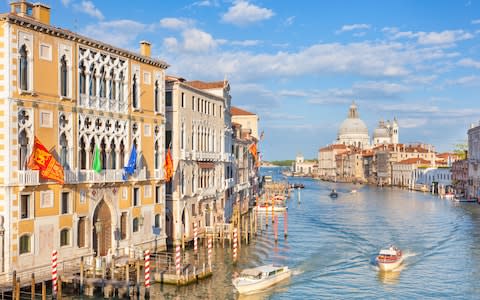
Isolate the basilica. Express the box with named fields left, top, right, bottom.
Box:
left=336, top=101, right=399, bottom=148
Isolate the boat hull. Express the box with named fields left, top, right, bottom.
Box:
left=377, top=257, right=403, bottom=271
left=233, top=270, right=291, bottom=294
left=255, top=206, right=287, bottom=212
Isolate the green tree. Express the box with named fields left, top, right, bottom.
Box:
left=453, top=142, right=468, bottom=160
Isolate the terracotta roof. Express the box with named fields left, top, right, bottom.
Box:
left=231, top=106, right=256, bottom=116
left=184, top=80, right=226, bottom=89
left=319, top=144, right=347, bottom=152
left=398, top=158, right=431, bottom=165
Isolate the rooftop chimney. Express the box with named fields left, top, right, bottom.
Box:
left=140, top=41, right=151, bottom=57
left=33, top=3, right=51, bottom=25
left=10, top=1, right=50, bottom=25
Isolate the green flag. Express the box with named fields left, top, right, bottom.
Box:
left=92, top=145, right=102, bottom=173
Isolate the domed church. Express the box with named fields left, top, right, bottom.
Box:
left=337, top=101, right=370, bottom=148
left=336, top=101, right=399, bottom=149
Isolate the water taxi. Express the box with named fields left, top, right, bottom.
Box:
left=256, top=202, right=287, bottom=212
left=232, top=265, right=291, bottom=294
left=376, top=245, right=403, bottom=271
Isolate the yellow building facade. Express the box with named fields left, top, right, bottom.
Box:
left=0, top=2, right=168, bottom=277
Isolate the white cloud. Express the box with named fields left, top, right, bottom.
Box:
left=61, top=0, right=71, bottom=6
left=74, top=1, right=104, bottom=20
left=163, top=37, right=179, bottom=51
left=336, top=23, right=371, bottom=34
left=159, top=18, right=193, bottom=30
left=284, top=16, right=295, bottom=26
left=399, top=118, right=428, bottom=128
left=182, top=28, right=217, bottom=52
left=81, top=20, right=148, bottom=48
left=445, top=75, right=480, bottom=86
left=352, top=81, right=410, bottom=96
left=230, top=40, right=261, bottom=46
left=192, top=0, right=217, bottom=6
left=222, top=1, right=274, bottom=26
left=472, top=19, right=480, bottom=24
left=384, top=28, right=473, bottom=45
left=458, top=58, right=480, bottom=69
left=278, top=90, right=308, bottom=97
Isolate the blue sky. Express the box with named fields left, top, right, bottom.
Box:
left=3, top=0, right=480, bottom=160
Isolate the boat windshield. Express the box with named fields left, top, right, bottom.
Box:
left=240, top=269, right=262, bottom=279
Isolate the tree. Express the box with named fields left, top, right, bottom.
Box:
left=453, top=142, right=468, bottom=160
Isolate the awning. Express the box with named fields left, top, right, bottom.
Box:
left=198, top=162, right=215, bottom=169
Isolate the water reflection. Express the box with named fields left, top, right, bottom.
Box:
left=377, top=269, right=401, bottom=285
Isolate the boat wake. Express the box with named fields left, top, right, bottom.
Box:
left=292, top=269, right=304, bottom=276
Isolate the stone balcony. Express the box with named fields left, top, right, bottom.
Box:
left=16, top=170, right=39, bottom=186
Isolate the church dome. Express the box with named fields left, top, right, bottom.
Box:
left=373, top=127, right=389, bottom=138
left=338, top=118, right=369, bottom=135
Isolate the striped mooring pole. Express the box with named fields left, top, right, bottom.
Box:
left=233, top=227, right=238, bottom=262
left=194, top=223, right=198, bottom=254
left=175, top=245, right=181, bottom=277
left=51, top=249, right=58, bottom=295
left=144, top=250, right=151, bottom=298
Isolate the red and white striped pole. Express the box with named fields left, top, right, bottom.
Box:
left=284, top=210, right=288, bottom=238
left=144, top=250, right=151, bottom=298
left=233, top=227, right=238, bottom=262
left=194, top=223, right=198, bottom=254
left=51, top=249, right=58, bottom=294
left=175, top=245, right=181, bottom=277
left=208, top=237, right=212, bottom=270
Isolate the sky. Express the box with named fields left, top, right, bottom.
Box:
left=3, top=0, right=480, bottom=160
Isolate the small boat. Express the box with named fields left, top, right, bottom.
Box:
left=329, top=189, right=338, bottom=198
left=232, top=264, right=291, bottom=294
left=376, top=245, right=403, bottom=271
left=351, top=189, right=357, bottom=194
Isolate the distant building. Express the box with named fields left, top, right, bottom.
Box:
left=452, top=159, right=468, bottom=197
left=372, top=119, right=399, bottom=146
left=337, top=101, right=370, bottom=149
left=231, top=106, right=259, bottom=140
left=293, top=153, right=316, bottom=175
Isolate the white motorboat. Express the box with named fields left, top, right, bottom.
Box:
left=232, top=264, right=291, bottom=294
left=256, top=201, right=287, bottom=212
left=376, top=245, right=403, bottom=271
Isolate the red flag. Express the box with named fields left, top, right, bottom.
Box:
left=249, top=143, right=258, bottom=162
left=27, top=137, right=64, bottom=184
left=164, top=148, right=174, bottom=182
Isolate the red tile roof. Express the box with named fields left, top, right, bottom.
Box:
left=398, top=158, right=431, bottom=165
left=231, top=106, right=256, bottom=116
left=184, top=80, right=226, bottom=89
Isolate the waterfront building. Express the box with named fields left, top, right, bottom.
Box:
left=317, top=144, right=348, bottom=181
left=231, top=106, right=259, bottom=140
left=0, top=1, right=168, bottom=278
left=392, top=158, right=430, bottom=188
left=413, top=167, right=452, bottom=194
left=165, top=77, right=232, bottom=245
left=452, top=159, right=468, bottom=197
left=467, top=122, right=480, bottom=199
left=293, top=153, right=316, bottom=176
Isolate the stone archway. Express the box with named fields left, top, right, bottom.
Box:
left=92, top=200, right=112, bottom=256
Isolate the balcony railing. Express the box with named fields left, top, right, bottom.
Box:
left=17, top=170, right=39, bottom=186
left=153, top=169, right=164, bottom=180
left=201, top=187, right=217, bottom=200
left=192, top=151, right=221, bottom=161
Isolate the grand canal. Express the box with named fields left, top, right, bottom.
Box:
left=86, top=167, right=480, bottom=299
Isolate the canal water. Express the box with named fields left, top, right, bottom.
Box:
left=77, top=167, right=480, bottom=299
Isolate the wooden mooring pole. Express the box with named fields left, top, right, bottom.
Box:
left=31, top=273, right=35, bottom=300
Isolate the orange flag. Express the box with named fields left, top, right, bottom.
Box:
left=27, top=137, right=64, bottom=184
left=164, top=148, right=174, bottom=182
left=249, top=143, right=258, bottom=162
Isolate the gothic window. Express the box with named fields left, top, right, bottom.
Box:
left=132, top=74, right=138, bottom=109
left=119, top=71, right=124, bottom=102
left=18, top=129, right=28, bottom=170
left=19, top=44, right=28, bottom=91
left=89, top=139, right=95, bottom=169
left=119, top=140, right=125, bottom=169
left=79, top=61, right=86, bottom=94
left=109, top=140, right=116, bottom=169
left=109, top=69, right=115, bottom=100
left=60, top=55, right=68, bottom=97
left=79, top=137, right=86, bottom=169
left=154, top=80, right=159, bottom=113
left=99, top=67, right=106, bottom=98
left=60, top=133, right=69, bottom=169
left=154, top=140, right=160, bottom=169
left=100, top=138, right=107, bottom=169
left=89, top=65, right=96, bottom=96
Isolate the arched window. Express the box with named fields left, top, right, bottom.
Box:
left=60, top=55, right=68, bottom=97
left=132, top=74, right=138, bottom=108
left=60, top=133, right=68, bottom=169
left=119, top=71, right=124, bottom=102
left=109, top=140, right=116, bottom=169
left=100, top=138, right=107, bottom=169
left=132, top=217, right=139, bottom=233
left=79, top=61, right=86, bottom=94
left=89, top=65, right=96, bottom=96
left=99, top=67, right=106, bottom=98
left=19, top=234, right=31, bottom=254
left=60, top=228, right=70, bottom=246
left=109, top=69, right=115, bottom=100
left=79, top=137, right=86, bottom=169
left=119, top=140, right=125, bottom=169
left=18, top=129, right=28, bottom=170
left=19, top=45, right=28, bottom=91
left=154, top=80, right=159, bottom=112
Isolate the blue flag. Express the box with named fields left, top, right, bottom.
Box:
left=123, top=144, right=137, bottom=180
